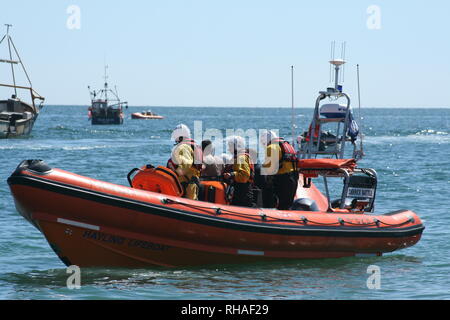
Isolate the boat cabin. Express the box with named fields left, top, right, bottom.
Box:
left=92, top=100, right=107, bottom=110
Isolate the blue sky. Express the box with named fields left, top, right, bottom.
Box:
left=1, top=0, right=449, bottom=107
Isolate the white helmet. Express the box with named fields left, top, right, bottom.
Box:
left=259, top=130, right=278, bottom=146
left=226, top=135, right=245, bottom=154
left=171, top=124, right=191, bottom=143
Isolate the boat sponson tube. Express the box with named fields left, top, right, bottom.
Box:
left=8, top=162, right=424, bottom=237
left=7, top=160, right=425, bottom=266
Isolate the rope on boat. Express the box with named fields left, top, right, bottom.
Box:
left=161, top=198, right=414, bottom=228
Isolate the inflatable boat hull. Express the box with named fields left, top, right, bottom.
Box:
left=7, top=161, right=425, bottom=267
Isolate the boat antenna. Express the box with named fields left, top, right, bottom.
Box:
left=104, top=65, right=108, bottom=103
left=329, top=41, right=335, bottom=83
left=356, top=64, right=364, bottom=157
left=5, top=24, right=17, bottom=96
left=341, top=42, right=346, bottom=83
left=291, top=65, right=295, bottom=147
left=330, top=57, right=345, bottom=92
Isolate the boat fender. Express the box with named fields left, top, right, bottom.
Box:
left=291, top=198, right=319, bottom=212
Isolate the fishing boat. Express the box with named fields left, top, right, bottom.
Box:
left=131, top=110, right=164, bottom=119
left=0, top=25, right=44, bottom=138
left=87, top=66, right=127, bottom=125
left=7, top=52, right=424, bottom=268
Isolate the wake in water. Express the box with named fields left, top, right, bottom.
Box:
left=364, top=132, right=450, bottom=145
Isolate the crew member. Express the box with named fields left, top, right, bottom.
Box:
left=201, top=139, right=223, bottom=179
left=223, top=136, right=255, bottom=208
left=170, top=124, right=203, bottom=200
left=260, top=130, right=298, bottom=210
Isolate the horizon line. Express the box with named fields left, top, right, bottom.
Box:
left=43, top=104, right=450, bottom=109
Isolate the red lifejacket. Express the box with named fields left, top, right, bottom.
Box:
left=179, top=138, right=203, bottom=171
left=305, top=123, right=320, bottom=142
left=271, top=138, right=298, bottom=165
left=166, top=158, right=177, bottom=172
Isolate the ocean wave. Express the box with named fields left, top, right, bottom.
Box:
left=49, top=125, right=144, bottom=136
left=0, top=140, right=151, bottom=151
left=61, top=145, right=110, bottom=151
left=0, top=144, right=110, bottom=151
left=414, top=129, right=448, bottom=136
left=364, top=134, right=450, bottom=145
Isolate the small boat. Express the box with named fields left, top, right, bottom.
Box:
left=87, top=66, right=127, bottom=125
left=0, top=25, right=44, bottom=138
left=131, top=110, right=164, bottom=119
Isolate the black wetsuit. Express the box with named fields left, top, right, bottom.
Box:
left=263, top=171, right=298, bottom=210
left=231, top=182, right=255, bottom=208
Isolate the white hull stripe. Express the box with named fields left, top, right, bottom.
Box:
left=237, top=249, right=265, bottom=256
left=57, top=218, right=100, bottom=231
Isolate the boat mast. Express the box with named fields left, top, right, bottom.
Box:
left=291, top=65, right=295, bottom=146
left=356, top=64, right=364, bottom=158
left=104, top=65, right=108, bottom=104
left=0, top=24, right=44, bottom=110
left=5, top=24, right=17, bottom=97
left=331, top=59, right=345, bottom=91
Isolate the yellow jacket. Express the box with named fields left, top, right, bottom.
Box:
left=262, top=143, right=295, bottom=175
left=231, top=153, right=252, bottom=183
left=171, top=143, right=200, bottom=178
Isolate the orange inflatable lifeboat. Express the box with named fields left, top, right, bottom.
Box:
left=131, top=111, right=164, bottom=119
left=7, top=159, right=425, bottom=268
